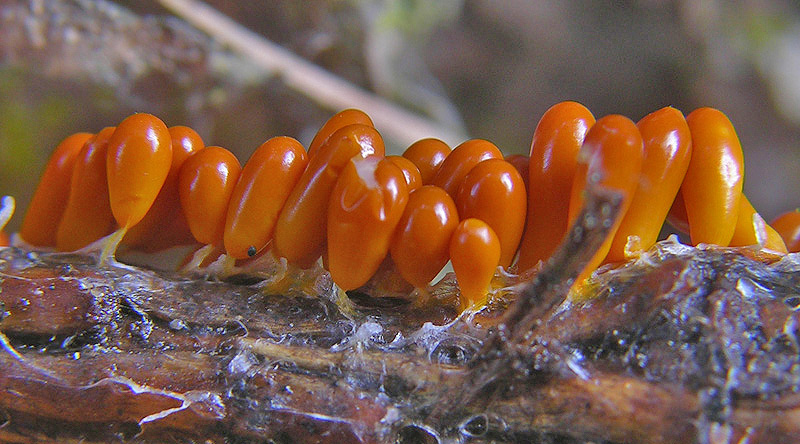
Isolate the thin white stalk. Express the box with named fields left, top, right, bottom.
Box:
left=0, top=196, right=15, bottom=232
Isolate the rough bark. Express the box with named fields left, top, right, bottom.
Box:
left=2, top=188, right=800, bottom=443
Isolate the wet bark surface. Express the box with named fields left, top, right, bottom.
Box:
left=2, top=189, right=800, bottom=443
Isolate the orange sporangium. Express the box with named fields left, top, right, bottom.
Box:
left=224, top=136, right=308, bottom=259
left=567, top=115, right=643, bottom=295
left=386, top=155, right=422, bottom=192
left=274, top=124, right=384, bottom=268
left=326, top=156, right=409, bottom=291
left=178, top=146, right=242, bottom=247
left=307, top=109, right=374, bottom=159
left=455, top=158, right=526, bottom=268
left=432, top=139, right=502, bottom=198
left=122, top=125, right=205, bottom=250
left=20, top=132, right=93, bottom=247
left=55, top=127, right=118, bottom=252
left=106, top=113, right=173, bottom=231
left=681, top=107, right=744, bottom=246
left=450, top=218, right=501, bottom=312
left=605, top=106, right=692, bottom=262
left=390, top=185, right=459, bottom=289
left=517, top=101, right=595, bottom=272
left=402, top=138, right=451, bottom=185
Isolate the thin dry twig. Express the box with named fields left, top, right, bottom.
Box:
left=157, top=0, right=468, bottom=148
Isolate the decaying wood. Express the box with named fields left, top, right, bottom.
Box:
left=2, top=187, right=800, bottom=443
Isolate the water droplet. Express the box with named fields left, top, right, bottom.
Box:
left=396, top=424, right=438, bottom=444
left=431, top=342, right=469, bottom=365
left=461, top=414, right=488, bottom=437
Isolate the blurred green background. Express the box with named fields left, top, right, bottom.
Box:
left=1, top=0, right=799, bottom=232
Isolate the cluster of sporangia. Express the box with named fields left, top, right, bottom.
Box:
left=4, top=102, right=800, bottom=311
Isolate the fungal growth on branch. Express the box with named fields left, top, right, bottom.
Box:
left=7, top=103, right=794, bottom=311
left=2, top=103, right=800, bottom=443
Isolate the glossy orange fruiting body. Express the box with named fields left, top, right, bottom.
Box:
left=771, top=210, right=800, bottom=253
left=606, top=107, right=692, bottom=262
left=0, top=231, right=8, bottom=247
left=391, top=185, right=459, bottom=288
left=326, top=156, right=409, bottom=290
left=503, top=154, right=530, bottom=192
left=160, top=126, right=208, bottom=248
left=169, top=126, right=207, bottom=168
left=224, top=137, right=308, bottom=259
left=307, top=109, right=374, bottom=159
left=56, top=128, right=118, bottom=252
left=517, top=101, right=595, bottom=272
left=568, top=115, right=643, bottom=288
left=681, top=107, right=744, bottom=246
left=274, top=124, right=384, bottom=268
left=178, top=146, right=241, bottom=246
left=122, top=125, right=205, bottom=250
left=402, top=138, right=451, bottom=185
left=456, top=158, right=526, bottom=267
left=432, top=139, right=503, bottom=198
left=386, top=155, right=422, bottom=192
left=449, top=218, right=501, bottom=310
left=17, top=103, right=799, bottom=314
left=20, top=132, right=93, bottom=247
left=729, top=195, right=787, bottom=252
left=568, top=115, right=644, bottom=224
left=106, top=113, right=173, bottom=230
